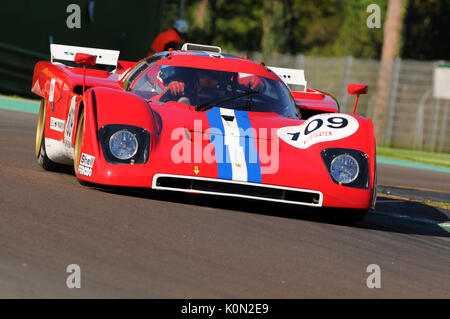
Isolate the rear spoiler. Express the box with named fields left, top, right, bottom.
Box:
left=268, top=66, right=307, bottom=92
left=50, top=44, right=120, bottom=68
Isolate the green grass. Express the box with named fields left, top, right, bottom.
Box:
left=377, top=146, right=450, bottom=168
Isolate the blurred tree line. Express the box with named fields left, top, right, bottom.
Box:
left=159, top=0, right=450, bottom=60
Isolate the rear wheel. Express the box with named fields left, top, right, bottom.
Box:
left=36, top=100, right=62, bottom=171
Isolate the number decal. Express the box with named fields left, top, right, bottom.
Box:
left=277, top=114, right=359, bottom=149
left=64, top=96, right=77, bottom=158
left=305, top=118, right=323, bottom=135
left=326, top=116, right=348, bottom=129
left=287, top=131, right=301, bottom=141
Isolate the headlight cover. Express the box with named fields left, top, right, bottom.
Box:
left=109, top=130, right=138, bottom=160
left=99, top=124, right=150, bottom=164
left=330, top=154, right=359, bottom=184
left=321, top=148, right=370, bottom=189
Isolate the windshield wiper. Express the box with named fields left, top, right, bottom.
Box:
left=195, top=89, right=259, bottom=112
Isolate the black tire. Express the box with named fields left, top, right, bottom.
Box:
left=36, top=100, right=66, bottom=171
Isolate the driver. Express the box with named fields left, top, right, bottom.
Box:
left=154, top=65, right=197, bottom=104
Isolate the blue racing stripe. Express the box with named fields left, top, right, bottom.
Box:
left=206, top=108, right=233, bottom=180
left=234, top=110, right=262, bottom=183
left=193, top=51, right=211, bottom=57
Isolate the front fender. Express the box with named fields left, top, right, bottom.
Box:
left=272, top=113, right=377, bottom=209
left=319, top=114, right=377, bottom=209
left=88, top=88, right=155, bottom=129
left=76, top=88, right=157, bottom=184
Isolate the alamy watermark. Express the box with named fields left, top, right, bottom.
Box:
left=170, top=120, right=280, bottom=175
left=66, top=4, right=81, bottom=29
left=66, top=264, right=81, bottom=289
left=366, top=264, right=381, bottom=288
left=366, top=4, right=382, bottom=29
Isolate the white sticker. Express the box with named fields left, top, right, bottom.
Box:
left=49, top=78, right=56, bottom=102
left=78, top=153, right=95, bottom=177
left=80, top=153, right=95, bottom=168
left=77, top=165, right=92, bottom=177
left=277, top=113, right=359, bottom=149
left=49, top=117, right=65, bottom=132
left=64, top=96, right=77, bottom=152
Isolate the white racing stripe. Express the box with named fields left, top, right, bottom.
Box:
left=219, top=108, right=248, bottom=182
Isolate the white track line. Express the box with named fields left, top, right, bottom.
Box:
left=372, top=210, right=450, bottom=232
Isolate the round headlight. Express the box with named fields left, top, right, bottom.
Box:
left=109, top=130, right=138, bottom=160
left=330, top=154, right=359, bottom=184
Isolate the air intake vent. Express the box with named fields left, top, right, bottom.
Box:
left=152, top=174, right=323, bottom=207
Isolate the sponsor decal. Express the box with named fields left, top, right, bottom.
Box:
left=49, top=78, right=56, bottom=103
left=64, top=96, right=77, bottom=156
left=80, top=153, right=95, bottom=167
left=77, top=153, right=95, bottom=177
left=277, top=113, right=359, bottom=149
left=77, top=165, right=92, bottom=177
left=49, top=78, right=56, bottom=111
left=49, top=117, right=65, bottom=132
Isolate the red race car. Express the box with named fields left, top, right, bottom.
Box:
left=32, top=43, right=376, bottom=222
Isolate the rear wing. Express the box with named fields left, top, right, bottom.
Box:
left=268, top=66, right=307, bottom=92
left=50, top=44, right=120, bottom=68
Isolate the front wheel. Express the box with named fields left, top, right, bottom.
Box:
left=73, top=110, right=89, bottom=186
left=73, top=110, right=84, bottom=174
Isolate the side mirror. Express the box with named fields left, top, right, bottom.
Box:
left=347, top=83, right=368, bottom=114
left=74, top=53, right=97, bottom=66
left=347, top=83, right=368, bottom=95
left=74, top=53, right=97, bottom=95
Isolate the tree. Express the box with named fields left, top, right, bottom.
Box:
left=331, top=0, right=387, bottom=58
left=261, top=0, right=293, bottom=59
left=371, top=0, right=406, bottom=144
left=290, top=0, right=349, bottom=55
left=186, top=0, right=263, bottom=53
left=402, top=0, right=450, bottom=60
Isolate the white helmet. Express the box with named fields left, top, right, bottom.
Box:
left=174, top=19, right=189, bottom=34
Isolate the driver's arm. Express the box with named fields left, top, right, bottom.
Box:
left=164, top=81, right=185, bottom=96
left=153, top=81, right=185, bottom=102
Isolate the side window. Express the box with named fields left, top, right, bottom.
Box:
left=130, top=65, right=161, bottom=100
left=123, top=60, right=149, bottom=91
left=123, top=53, right=166, bottom=91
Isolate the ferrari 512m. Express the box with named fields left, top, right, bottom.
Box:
left=32, top=43, right=376, bottom=221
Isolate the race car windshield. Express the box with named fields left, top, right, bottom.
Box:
left=130, top=65, right=299, bottom=119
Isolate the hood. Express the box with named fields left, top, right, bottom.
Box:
left=149, top=102, right=373, bottom=190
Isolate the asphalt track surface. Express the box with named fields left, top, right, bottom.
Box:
left=0, top=108, right=449, bottom=298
